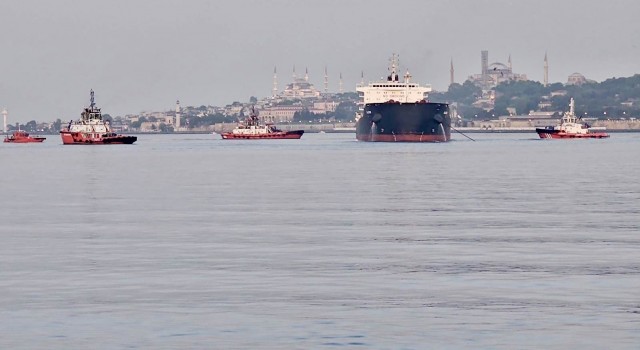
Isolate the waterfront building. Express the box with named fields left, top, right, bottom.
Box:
left=260, top=105, right=304, bottom=122
left=312, top=101, right=339, bottom=113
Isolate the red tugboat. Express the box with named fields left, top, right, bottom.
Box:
left=220, top=110, right=304, bottom=140
left=60, top=90, right=137, bottom=145
left=3, top=130, right=46, bottom=143
left=536, top=98, right=609, bottom=139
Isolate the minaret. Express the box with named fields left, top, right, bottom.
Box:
left=450, top=58, right=454, bottom=86
left=508, top=54, right=512, bottom=71
left=544, top=52, right=549, bottom=87
left=2, top=108, right=7, bottom=134
left=272, top=66, right=278, bottom=97
left=304, top=67, right=309, bottom=82
left=292, top=65, right=296, bottom=80
left=338, top=73, right=343, bottom=93
left=175, top=100, right=181, bottom=130
left=481, top=50, right=489, bottom=87
left=324, top=66, right=328, bottom=94
left=360, top=71, right=364, bottom=85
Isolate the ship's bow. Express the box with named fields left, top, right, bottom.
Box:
left=356, top=102, right=450, bottom=142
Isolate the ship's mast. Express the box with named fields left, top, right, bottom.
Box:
left=83, top=89, right=101, bottom=122
left=569, top=97, right=575, bottom=116
left=388, top=53, right=399, bottom=82
left=404, top=70, right=412, bottom=102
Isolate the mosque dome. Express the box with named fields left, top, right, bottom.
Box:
left=488, top=62, right=509, bottom=71
left=567, top=73, right=587, bottom=85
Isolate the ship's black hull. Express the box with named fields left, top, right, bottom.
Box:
left=356, top=102, right=451, bottom=142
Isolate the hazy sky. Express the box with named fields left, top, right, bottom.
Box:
left=1, top=0, right=639, bottom=122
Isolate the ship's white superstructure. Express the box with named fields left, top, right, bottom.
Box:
left=355, top=54, right=432, bottom=120
left=554, top=98, right=602, bottom=135
left=231, top=124, right=278, bottom=136
left=66, top=95, right=110, bottom=135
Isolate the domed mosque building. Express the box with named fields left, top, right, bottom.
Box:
left=260, top=66, right=324, bottom=123
left=566, top=72, right=596, bottom=86
left=468, top=50, right=528, bottom=90
left=280, top=67, right=321, bottom=99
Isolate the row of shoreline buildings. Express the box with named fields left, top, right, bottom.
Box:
left=3, top=51, right=629, bottom=133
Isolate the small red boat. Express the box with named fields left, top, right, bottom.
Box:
left=60, top=90, right=137, bottom=145
left=220, top=110, right=304, bottom=140
left=536, top=98, right=609, bottom=139
left=3, top=130, right=46, bottom=143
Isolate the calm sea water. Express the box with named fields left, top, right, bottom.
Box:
left=1, top=132, right=639, bottom=349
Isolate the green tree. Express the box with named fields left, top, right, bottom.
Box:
left=333, top=101, right=357, bottom=121
left=51, top=118, right=62, bottom=132
left=25, top=120, right=37, bottom=132
left=158, top=123, right=173, bottom=133
left=494, top=80, right=546, bottom=115
left=130, top=116, right=147, bottom=129
left=292, top=109, right=315, bottom=122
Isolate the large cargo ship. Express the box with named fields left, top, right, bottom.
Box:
left=355, top=54, right=450, bottom=142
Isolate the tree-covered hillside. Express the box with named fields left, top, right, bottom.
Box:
left=431, top=74, right=640, bottom=120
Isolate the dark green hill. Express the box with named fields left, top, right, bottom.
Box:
left=431, top=74, right=640, bottom=120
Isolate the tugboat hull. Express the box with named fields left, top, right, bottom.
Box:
left=3, top=131, right=46, bottom=143
left=60, top=132, right=137, bottom=144
left=356, top=102, right=451, bottom=142
left=536, top=128, right=609, bottom=139
left=221, top=130, right=304, bottom=140
left=3, top=137, right=46, bottom=143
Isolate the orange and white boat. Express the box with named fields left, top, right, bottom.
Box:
left=60, top=90, right=137, bottom=145
left=220, top=110, right=303, bottom=140
left=536, top=98, right=609, bottom=139
left=3, top=130, right=46, bottom=143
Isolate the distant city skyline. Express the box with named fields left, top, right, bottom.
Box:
left=1, top=0, right=639, bottom=122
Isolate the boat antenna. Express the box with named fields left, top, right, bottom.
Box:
left=90, top=89, right=95, bottom=108
left=569, top=97, right=575, bottom=117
